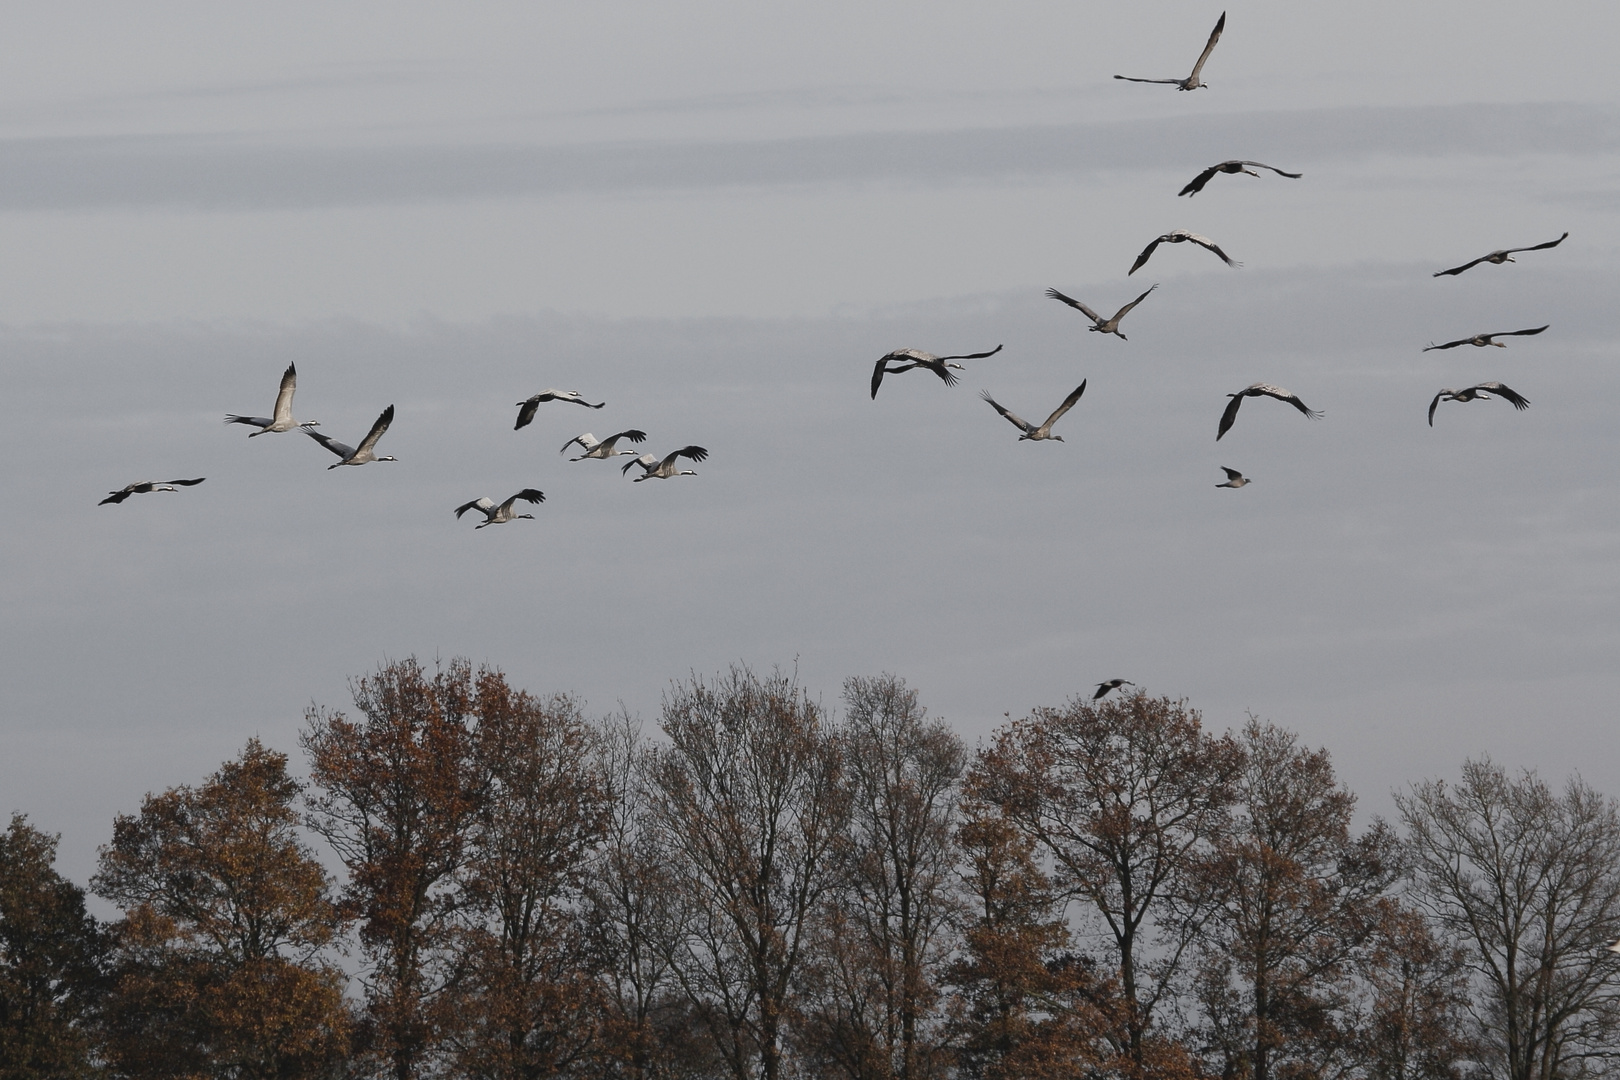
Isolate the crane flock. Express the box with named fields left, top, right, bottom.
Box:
left=92, top=8, right=1576, bottom=697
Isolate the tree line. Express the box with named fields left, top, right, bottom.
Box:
left=4, top=658, right=1620, bottom=1080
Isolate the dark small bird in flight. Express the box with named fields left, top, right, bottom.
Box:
left=1215, top=466, right=1250, bottom=489
left=871, top=345, right=1003, bottom=399
left=1130, top=231, right=1239, bottom=275
left=1422, top=326, right=1549, bottom=352
left=1045, top=285, right=1157, bottom=339
left=1433, top=232, right=1568, bottom=277
left=100, top=478, right=206, bottom=505
left=1094, top=679, right=1135, bottom=699
left=1115, top=12, right=1225, bottom=91
left=1428, top=383, right=1530, bottom=426
left=1178, top=160, right=1302, bottom=197
left=1218, top=384, right=1322, bottom=441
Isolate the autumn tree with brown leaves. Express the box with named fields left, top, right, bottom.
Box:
left=1194, top=719, right=1404, bottom=1080
left=92, top=739, right=350, bottom=1080
left=1348, top=905, right=1478, bottom=1080
left=0, top=814, right=105, bottom=1080
left=649, top=666, right=849, bottom=1080
left=795, top=675, right=965, bottom=1080
left=448, top=677, right=613, bottom=1079
left=302, top=658, right=484, bottom=1080
left=969, top=690, right=1241, bottom=1076
left=944, top=813, right=1121, bottom=1080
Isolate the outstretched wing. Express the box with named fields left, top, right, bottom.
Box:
left=271, top=363, right=297, bottom=426
left=934, top=344, right=1004, bottom=362
left=1045, top=287, right=1103, bottom=322
left=661, top=445, right=709, bottom=469
left=1499, top=324, right=1550, bottom=338
left=1508, top=231, right=1569, bottom=255
left=1433, top=254, right=1488, bottom=277
left=980, top=391, right=1033, bottom=434
left=1042, top=381, right=1088, bottom=429
left=304, top=429, right=355, bottom=460
left=1177, top=164, right=1223, bottom=197
left=1255, top=384, right=1321, bottom=419
left=1129, top=236, right=1165, bottom=275
left=500, top=489, right=546, bottom=512
left=1247, top=161, right=1303, bottom=179
left=163, top=478, right=206, bottom=488
left=1186, top=232, right=1239, bottom=266
left=1187, top=11, right=1226, bottom=82
left=1113, top=75, right=1183, bottom=84
left=1476, top=383, right=1530, bottom=410
left=355, top=405, right=395, bottom=455
left=225, top=414, right=273, bottom=429
left=622, top=453, right=659, bottom=475
left=1112, top=284, right=1158, bottom=321
left=1423, top=337, right=1469, bottom=352
left=1220, top=466, right=1244, bottom=482
left=600, top=429, right=648, bottom=450
left=514, top=396, right=542, bottom=430
left=1216, top=394, right=1244, bottom=441
left=1428, top=391, right=1448, bottom=427
left=99, top=484, right=140, bottom=505
left=455, top=497, right=495, bottom=519
left=561, top=432, right=594, bottom=454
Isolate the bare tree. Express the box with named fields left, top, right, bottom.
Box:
left=649, top=666, right=849, bottom=1080
left=796, top=675, right=965, bottom=1080
left=969, top=690, right=1243, bottom=1069
left=1397, top=758, right=1620, bottom=1080
left=1195, top=719, right=1404, bottom=1080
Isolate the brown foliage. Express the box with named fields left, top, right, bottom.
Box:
left=302, top=657, right=484, bottom=1080
left=92, top=740, right=350, bottom=1079
left=0, top=814, right=105, bottom=1080
left=969, top=690, right=1243, bottom=1069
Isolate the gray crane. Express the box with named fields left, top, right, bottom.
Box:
left=99, top=478, right=206, bottom=505
left=1045, top=285, right=1157, bottom=339
left=455, top=489, right=546, bottom=527
left=622, top=445, right=709, bottom=481
left=561, top=430, right=648, bottom=461
left=1178, top=160, right=1302, bottom=197
left=1428, top=383, right=1530, bottom=426
left=1422, top=326, right=1548, bottom=352
left=1130, top=230, right=1239, bottom=275
left=304, top=405, right=397, bottom=468
left=1115, top=11, right=1225, bottom=90
left=514, top=390, right=605, bottom=429
left=1217, top=384, right=1322, bottom=440
left=980, top=382, right=1087, bottom=442
left=1433, top=232, right=1568, bottom=277
left=226, top=363, right=318, bottom=435
left=871, top=345, right=1003, bottom=398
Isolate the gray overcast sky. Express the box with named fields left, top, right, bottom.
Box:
left=2, top=0, right=1619, bottom=885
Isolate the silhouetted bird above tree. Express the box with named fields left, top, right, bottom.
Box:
left=1130, top=231, right=1239, bottom=275
left=1217, top=384, right=1322, bottom=441
left=1428, top=383, right=1530, bottom=426
left=1433, top=232, right=1568, bottom=277
left=513, top=390, right=605, bottom=429
left=1422, top=326, right=1548, bottom=352
left=99, top=478, right=206, bottom=505
left=1115, top=11, right=1225, bottom=90
left=871, top=345, right=1003, bottom=398
left=454, top=489, right=546, bottom=527
left=1094, top=679, right=1135, bottom=699
left=980, top=382, right=1086, bottom=442
left=1045, top=285, right=1157, bottom=339
left=1178, top=160, right=1302, bottom=197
